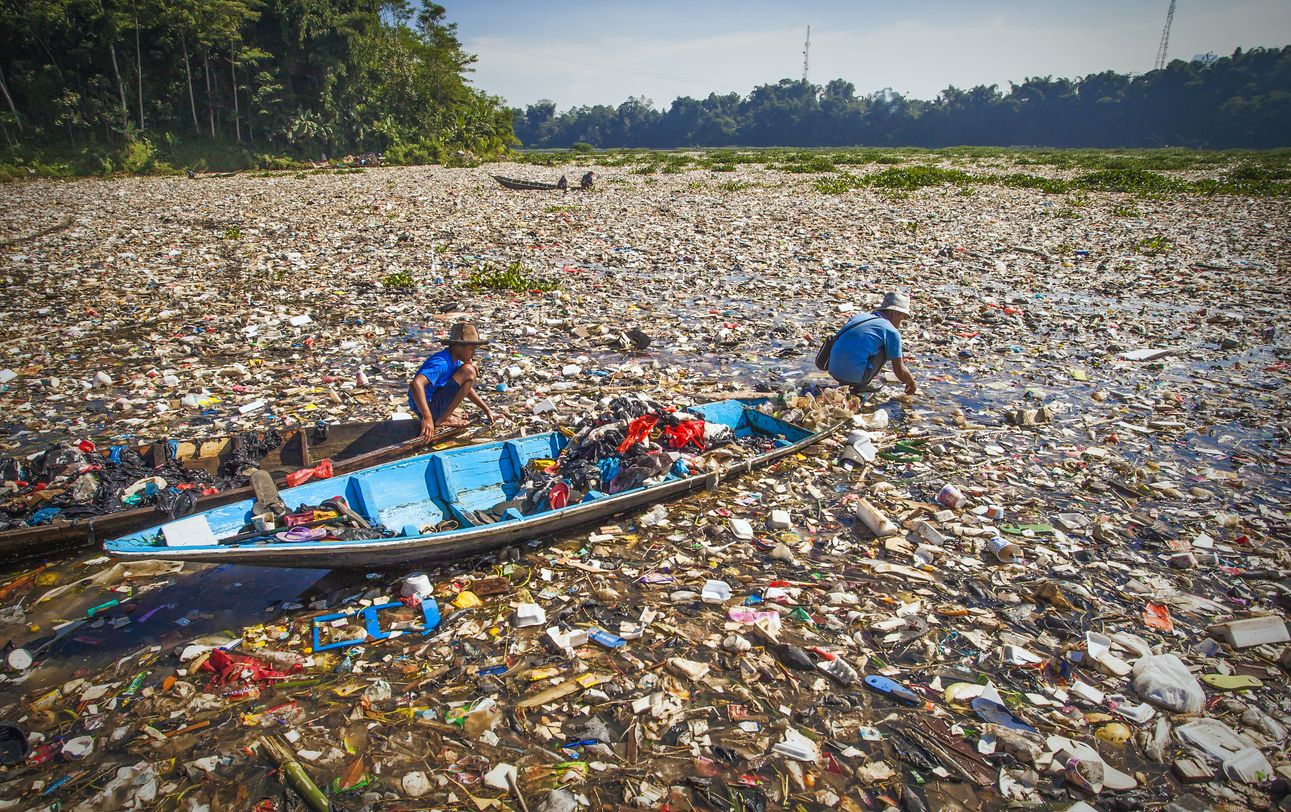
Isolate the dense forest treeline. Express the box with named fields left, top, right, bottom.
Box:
left=0, top=0, right=515, bottom=172
left=513, top=47, right=1291, bottom=150
left=0, top=3, right=1287, bottom=178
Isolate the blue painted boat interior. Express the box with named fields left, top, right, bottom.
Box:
left=106, top=401, right=809, bottom=554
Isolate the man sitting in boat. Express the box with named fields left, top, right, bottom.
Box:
left=825, top=292, right=918, bottom=396
left=580, top=171, right=595, bottom=190
left=409, top=322, right=497, bottom=441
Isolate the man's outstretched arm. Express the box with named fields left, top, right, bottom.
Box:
left=892, top=357, right=917, bottom=395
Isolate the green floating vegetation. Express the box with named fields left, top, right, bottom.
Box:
left=467, top=261, right=560, bottom=293
left=994, top=173, right=1070, bottom=194
left=382, top=270, right=416, bottom=290
left=810, top=161, right=1289, bottom=198
left=863, top=165, right=974, bottom=189
left=1136, top=235, right=1174, bottom=255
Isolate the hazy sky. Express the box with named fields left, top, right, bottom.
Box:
left=445, top=0, right=1291, bottom=110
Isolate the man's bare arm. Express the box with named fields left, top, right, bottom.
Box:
left=892, top=358, right=917, bottom=395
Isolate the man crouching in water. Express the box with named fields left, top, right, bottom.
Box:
left=409, top=321, right=497, bottom=441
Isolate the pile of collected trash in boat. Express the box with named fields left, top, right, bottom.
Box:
left=482, top=395, right=749, bottom=524
left=0, top=435, right=260, bottom=531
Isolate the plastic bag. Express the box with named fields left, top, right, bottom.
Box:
left=1131, top=653, right=1204, bottom=713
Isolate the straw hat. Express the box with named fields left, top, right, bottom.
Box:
left=442, top=322, right=490, bottom=346
left=878, top=291, right=911, bottom=315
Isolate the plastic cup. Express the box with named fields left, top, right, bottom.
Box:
left=987, top=536, right=1023, bottom=563
left=937, top=484, right=966, bottom=509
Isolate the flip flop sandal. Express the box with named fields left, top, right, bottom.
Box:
left=863, top=674, right=922, bottom=707
left=275, top=526, right=327, bottom=542
left=1200, top=673, right=1262, bottom=691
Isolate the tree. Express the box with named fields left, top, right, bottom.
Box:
left=0, top=0, right=516, bottom=159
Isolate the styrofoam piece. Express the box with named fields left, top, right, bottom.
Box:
left=1086, top=631, right=1132, bottom=676
left=289, top=314, right=312, bottom=327
left=1110, top=632, right=1153, bottom=660
left=771, top=727, right=820, bottom=762
left=1208, top=616, right=1289, bottom=649
left=1069, top=680, right=1105, bottom=704
left=855, top=498, right=897, bottom=538
left=162, top=515, right=219, bottom=548
left=1112, top=701, right=1156, bottom=723
left=700, top=580, right=731, bottom=604
left=767, top=509, right=792, bottom=530
left=913, top=520, right=947, bottom=545
left=513, top=603, right=547, bottom=628
left=483, top=763, right=518, bottom=791
left=729, top=518, right=754, bottom=540
left=913, top=544, right=941, bottom=565
left=1176, top=718, right=1272, bottom=783
left=1223, top=747, right=1274, bottom=783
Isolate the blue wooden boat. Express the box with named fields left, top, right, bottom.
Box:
left=104, top=400, right=839, bottom=569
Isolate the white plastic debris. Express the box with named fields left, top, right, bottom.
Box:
left=1208, top=615, right=1289, bottom=648
left=401, top=771, right=431, bottom=797
left=1131, top=653, right=1205, bottom=713
left=854, top=499, right=897, bottom=538
left=700, top=580, right=731, bottom=603
left=513, top=603, right=547, bottom=628
left=729, top=518, right=754, bottom=540
left=772, top=727, right=820, bottom=762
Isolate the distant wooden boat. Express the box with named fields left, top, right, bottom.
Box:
left=105, top=400, right=842, bottom=569
left=0, top=421, right=468, bottom=562
left=491, top=175, right=561, bottom=191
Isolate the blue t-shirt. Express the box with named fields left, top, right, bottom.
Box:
left=827, top=312, right=902, bottom=384
left=413, top=349, right=461, bottom=392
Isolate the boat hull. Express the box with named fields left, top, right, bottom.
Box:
left=491, top=174, right=560, bottom=191
left=105, top=401, right=840, bottom=569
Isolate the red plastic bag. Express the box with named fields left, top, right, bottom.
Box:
left=663, top=420, right=706, bottom=450
left=285, top=458, right=334, bottom=488
left=617, top=415, right=659, bottom=454
left=201, top=648, right=291, bottom=686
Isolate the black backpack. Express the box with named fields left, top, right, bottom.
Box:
left=814, top=315, right=879, bottom=371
